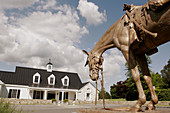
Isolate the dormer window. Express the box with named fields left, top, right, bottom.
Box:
left=48, top=74, right=55, bottom=85
left=61, top=76, right=69, bottom=86
left=33, top=73, right=40, bottom=84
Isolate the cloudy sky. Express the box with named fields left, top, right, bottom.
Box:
left=0, top=0, right=169, bottom=92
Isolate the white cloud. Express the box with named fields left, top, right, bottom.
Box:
left=0, top=1, right=126, bottom=92
left=0, top=0, right=39, bottom=9
left=101, top=49, right=126, bottom=92
left=42, top=0, right=57, bottom=10
left=77, top=0, right=107, bottom=26
left=37, top=0, right=58, bottom=10
left=0, top=3, right=89, bottom=82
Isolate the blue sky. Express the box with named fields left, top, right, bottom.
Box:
left=0, top=0, right=169, bottom=92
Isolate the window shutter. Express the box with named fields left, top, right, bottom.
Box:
left=8, top=89, right=12, bottom=98
left=17, top=90, right=20, bottom=99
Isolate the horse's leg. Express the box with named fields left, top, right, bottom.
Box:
left=122, top=49, right=146, bottom=112
left=136, top=54, right=158, bottom=110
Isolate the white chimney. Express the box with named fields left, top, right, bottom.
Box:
left=46, top=59, right=53, bottom=72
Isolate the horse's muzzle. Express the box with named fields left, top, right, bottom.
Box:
left=89, top=75, right=98, bottom=81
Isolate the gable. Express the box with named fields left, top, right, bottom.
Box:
left=79, top=82, right=97, bottom=91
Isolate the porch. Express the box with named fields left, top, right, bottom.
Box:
left=29, top=88, right=78, bottom=102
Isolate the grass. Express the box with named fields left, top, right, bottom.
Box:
left=0, top=98, right=23, bottom=113
left=106, top=98, right=126, bottom=101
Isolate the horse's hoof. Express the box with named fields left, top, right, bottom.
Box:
left=145, top=102, right=156, bottom=110
left=130, top=106, right=143, bottom=112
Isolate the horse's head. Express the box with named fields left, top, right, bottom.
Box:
left=82, top=50, right=104, bottom=81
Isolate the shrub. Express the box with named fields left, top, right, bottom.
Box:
left=63, top=99, right=69, bottom=103
left=0, top=99, right=22, bottom=113
left=125, top=91, right=138, bottom=101
left=51, top=99, right=57, bottom=103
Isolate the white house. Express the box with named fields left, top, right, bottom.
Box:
left=0, top=61, right=98, bottom=102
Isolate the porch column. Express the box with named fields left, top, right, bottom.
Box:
left=0, top=84, right=2, bottom=97
left=30, top=90, right=34, bottom=99
left=55, top=92, right=58, bottom=101
left=61, top=91, right=64, bottom=101
left=43, top=90, right=47, bottom=100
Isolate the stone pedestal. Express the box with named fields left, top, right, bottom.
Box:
left=77, top=108, right=170, bottom=113
left=77, top=108, right=128, bottom=113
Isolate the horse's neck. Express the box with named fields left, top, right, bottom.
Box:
left=91, top=38, right=114, bottom=57
left=90, top=22, right=118, bottom=57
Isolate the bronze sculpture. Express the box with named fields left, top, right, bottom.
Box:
left=83, top=0, right=170, bottom=112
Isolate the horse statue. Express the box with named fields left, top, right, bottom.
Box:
left=83, top=0, right=170, bottom=112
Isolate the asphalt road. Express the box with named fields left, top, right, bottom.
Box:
left=16, top=104, right=170, bottom=113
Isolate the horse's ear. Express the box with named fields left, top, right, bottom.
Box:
left=82, top=50, right=89, bottom=56
left=82, top=50, right=89, bottom=67
left=85, top=60, right=89, bottom=67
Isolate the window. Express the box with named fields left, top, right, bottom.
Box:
left=33, top=72, right=40, bottom=84
left=86, top=93, right=90, bottom=100
left=61, top=76, right=69, bottom=86
left=48, top=74, right=55, bottom=85
left=33, top=90, right=43, bottom=99
left=59, top=92, right=68, bottom=100
left=34, top=76, right=39, bottom=83
left=48, top=65, right=51, bottom=70
left=12, top=90, right=17, bottom=98
left=50, top=78, right=54, bottom=84
left=64, top=92, right=68, bottom=100
left=8, top=89, right=20, bottom=99
left=87, top=88, right=91, bottom=93
left=64, top=79, right=67, bottom=85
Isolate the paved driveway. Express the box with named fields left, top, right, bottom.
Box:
left=16, top=104, right=129, bottom=113
left=16, top=104, right=170, bottom=113
left=17, top=104, right=80, bottom=113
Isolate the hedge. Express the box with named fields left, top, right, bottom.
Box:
left=126, top=89, right=170, bottom=101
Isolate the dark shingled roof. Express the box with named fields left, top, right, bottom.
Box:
left=0, top=66, right=86, bottom=90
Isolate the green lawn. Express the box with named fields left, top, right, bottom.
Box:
left=104, top=98, right=126, bottom=101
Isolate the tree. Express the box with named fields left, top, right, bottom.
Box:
left=161, top=59, right=170, bottom=88
left=98, top=88, right=111, bottom=99
left=151, top=72, right=166, bottom=89
left=110, top=84, right=119, bottom=98
left=125, top=74, right=153, bottom=101
left=124, top=55, right=152, bottom=100
left=110, top=80, right=127, bottom=99
left=124, top=55, right=152, bottom=77
left=110, top=56, right=170, bottom=101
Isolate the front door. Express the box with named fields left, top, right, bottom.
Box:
left=47, top=91, right=55, bottom=100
